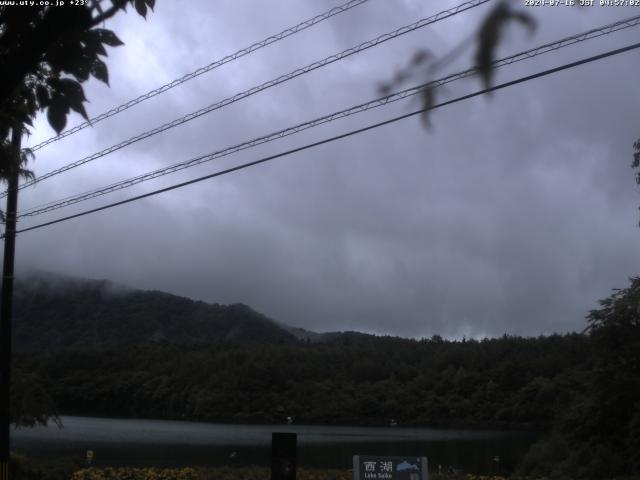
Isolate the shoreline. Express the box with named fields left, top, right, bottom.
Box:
left=44, top=413, right=550, bottom=433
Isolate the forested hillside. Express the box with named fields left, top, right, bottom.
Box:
left=14, top=334, right=590, bottom=429
left=13, top=272, right=297, bottom=349
left=10, top=272, right=640, bottom=478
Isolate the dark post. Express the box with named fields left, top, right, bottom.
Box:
left=272, top=432, right=297, bottom=480
left=0, top=129, right=20, bottom=480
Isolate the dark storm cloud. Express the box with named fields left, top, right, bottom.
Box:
left=11, top=0, right=640, bottom=338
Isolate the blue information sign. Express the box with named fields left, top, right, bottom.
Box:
left=353, top=456, right=428, bottom=480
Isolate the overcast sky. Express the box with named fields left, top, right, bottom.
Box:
left=9, top=0, right=640, bottom=338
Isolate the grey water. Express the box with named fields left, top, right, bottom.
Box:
left=11, top=416, right=540, bottom=475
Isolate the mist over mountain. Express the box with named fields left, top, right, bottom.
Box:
left=11, top=272, right=640, bottom=478
left=13, top=270, right=300, bottom=350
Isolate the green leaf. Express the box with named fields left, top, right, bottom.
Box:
left=69, top=101, right=88, bottom=121
left=474, top=2, right=536, bottom=89
left=47, top=102, right=68, bottom=135
left=45, top=41, right=83, bottom=75
left=421, top=84, right=437, bottom=128
left=56, top=78, right=86, bottom=102
left=35, top=85, right=50, bottom=107
left=63, top=92, right=88, bottom=118
left=61, top=49, right=93, bottom=81
left=47, top=42, right=94, bottom=82
left=22, top=113, right=34, bottom=127
left=134, top=0, right=147, bottom=18
left=91, top=59, right=109, bottom=85
left=84, top=30, right=108, bottom=56
left=23, top=88, right=36, bottom=114
left=94, top=28, right=124, bottom=47
left=55, top=79, right=89, bottom=121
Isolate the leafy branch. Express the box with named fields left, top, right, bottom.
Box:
left=0, top=0, right=155, bottom=182
left=379, top=0, right=535, bottom=126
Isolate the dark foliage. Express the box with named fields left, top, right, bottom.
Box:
left=473, top=1, right=535, bottom=89
left=14, top=332, right=589, bottom=429
left=379, top=1, right=535, bottom=126
left=10, top=364, right=60, bottom=429
left=11, top=273, right=590, bottom=429
left=9, top=453, right=80, bottom=480
left=0, top=0, right=155, bottom=179
left=11, top=273, right=640, bottom=479
left=517, top=277, right=640, bottom=479
left=12, top=273, right=297, bottom=350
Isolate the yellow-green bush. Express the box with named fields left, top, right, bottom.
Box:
left=70, top=467, right=515, bottom=480
left=71, top=467, right=198, bottom=480
left=464, top=476, right=507, bottom=480
left=70, top=467, right=356, bottom=480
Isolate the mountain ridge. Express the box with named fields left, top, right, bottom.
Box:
left=13, top=270, right=301, bottom=350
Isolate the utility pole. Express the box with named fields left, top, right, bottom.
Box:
left=0, top=129, right=20, bottom=480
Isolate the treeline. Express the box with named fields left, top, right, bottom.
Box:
left=11, top=274, right=640, bottom=478
left=518, top=277, right=640, bottom=479
left=13, top=272, right=298, bottom=350
left=14, top=333, right=590, bottom=429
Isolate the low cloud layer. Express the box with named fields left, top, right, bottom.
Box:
left=10, top=0, right=640, bottom=338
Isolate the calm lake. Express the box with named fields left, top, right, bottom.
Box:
left=11, top=416, right=540, bottom=475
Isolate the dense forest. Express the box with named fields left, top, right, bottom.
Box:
left=13, top=333, right=589, bottom=429
left=12, top=271, right=299, bottom=349
left=10, top=273, right=640, bottom=478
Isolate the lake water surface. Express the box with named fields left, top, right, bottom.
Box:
left=11, top=416, right=540, bottom=475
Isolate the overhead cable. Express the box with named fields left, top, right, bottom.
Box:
left=8, top=41, right=640, bottom=238
left=6, top=0, right=491, bottom=198
left=17, top=14, right=640, bottom=219
left=28, top=0, right=372, bottom=152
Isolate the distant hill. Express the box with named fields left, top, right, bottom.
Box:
left=279, top=323, right=377, bottom=344
left=13, top=271, right=298, bottom=350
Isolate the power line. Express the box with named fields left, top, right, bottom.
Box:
left=5, top=0, right=491, bottom=198
left=17, top=14, right=640, bottom=219
left=8, top=41, right=640, bottom=239
left=27, top=0, right=372, bottom=153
